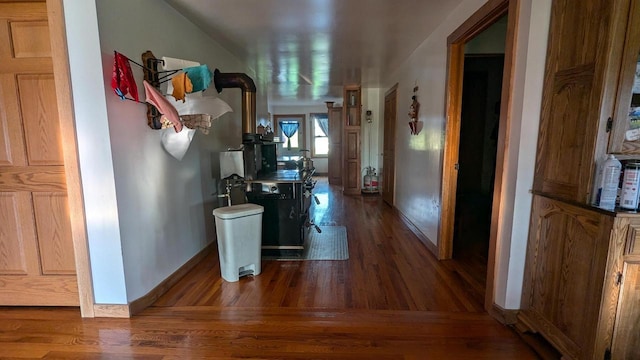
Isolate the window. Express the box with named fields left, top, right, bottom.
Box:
left=311, top=113, right=329, bottom=157
left=274, top=114, right=305, bottom=155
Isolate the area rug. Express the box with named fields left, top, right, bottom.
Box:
left=262, top=226, right=349, bottom=261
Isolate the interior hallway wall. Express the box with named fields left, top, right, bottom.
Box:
left=382, top=0, right=551, bottom=309
left=63, top=0, right=266, bottom=303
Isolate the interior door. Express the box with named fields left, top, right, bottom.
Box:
left=0, top=2, right=78, bottom=305
left=382, top=86, right=397, bottom=206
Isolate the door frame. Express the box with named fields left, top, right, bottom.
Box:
left=382, top=84, right=398, bottom=206
left=439, top=0, right=519, bottom=312
left=47, top=0, right=95, bottom=317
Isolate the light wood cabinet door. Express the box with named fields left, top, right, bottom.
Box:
left=532, top=0, right=628, bottom=203
left=0, top=2, right=78, bottom=305
left=520, top=195, right=614, bottom=359
left=343, top=129, right=360, bottom=194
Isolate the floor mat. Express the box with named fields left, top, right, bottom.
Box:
left=262, top=226, right=349, bottom=261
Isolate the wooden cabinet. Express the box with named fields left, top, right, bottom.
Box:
left=326, top=102, right=342, bottom=185
left=520, top=196, right=616, bottom=359
left=522, top=0, right=640, bottom=358
left=532, top=0, right=631, bottom=203
left=609, top=0, right=640, bottom=155
left=610, top=224, right=640, bottom=359
left=342, top=85, right=361, bottom=195
left=520, top=195, right=640, bottom=359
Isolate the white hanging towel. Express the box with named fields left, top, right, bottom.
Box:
left=161, top=127, right=197, bottom=161
left=173, top=97, right=232, bottom=119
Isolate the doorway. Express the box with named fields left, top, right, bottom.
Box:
left=453, top=52, right=505, bottom=303
left=382, top=84, right=398, bottom=206
left=439, top=0, right=519, bottom=313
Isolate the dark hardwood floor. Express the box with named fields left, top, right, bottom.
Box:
left=0, top=178, right=538, bottom=359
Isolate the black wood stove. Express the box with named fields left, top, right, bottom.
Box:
left=245, top=169, right=316, bottom=255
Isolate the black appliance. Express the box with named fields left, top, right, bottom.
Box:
left=246, top=170, right=315, bottom=255
left=242, top=142, right=277, bottom=180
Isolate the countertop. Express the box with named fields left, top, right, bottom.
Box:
left=247, top=169, right=313, bottom=183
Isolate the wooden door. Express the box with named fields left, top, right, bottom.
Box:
left=382, top=85, right=397, bottom=206
left=327, top=103, right=342, bottom=185
left=0, top=2, right=78, bottom=305
left=532, top=0, right=627, bottom=203
left=520, top=195, right=614, bottom=359
left=343, top=129, right=360, bottom=194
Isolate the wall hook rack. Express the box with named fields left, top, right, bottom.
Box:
left=141, top=50, right=181, bottom=129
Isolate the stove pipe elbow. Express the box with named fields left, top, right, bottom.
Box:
left=213, top=69, right=257, bottom=138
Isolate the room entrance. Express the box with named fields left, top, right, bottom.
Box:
left=439, top=0, right=519, bottom=313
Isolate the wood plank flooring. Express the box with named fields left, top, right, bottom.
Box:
left=154, top=178, right=485, bottom=311
left=0, top=178, right=539, bottom=359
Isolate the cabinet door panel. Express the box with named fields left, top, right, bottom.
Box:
left=533, top=0, right=623, bottom=203
left=522, top=195, right=613, bottom=358
left=611, top=261, right=640, bottom=359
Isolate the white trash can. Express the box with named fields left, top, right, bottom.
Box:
left=212, top=203, right=264, bottom=282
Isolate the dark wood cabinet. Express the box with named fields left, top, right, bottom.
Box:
left=343, top=85, right=361, bottom=195
left=326, top=102, right=342, bottom=185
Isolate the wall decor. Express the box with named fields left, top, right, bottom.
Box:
left=408, top=85, right=422, bottom=135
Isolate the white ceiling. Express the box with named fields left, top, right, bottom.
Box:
left=164, top=0, right=464, bottom=104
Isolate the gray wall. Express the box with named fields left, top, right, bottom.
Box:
left=64, top=0, right=267, bottom=303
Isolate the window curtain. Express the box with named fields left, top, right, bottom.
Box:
left=315, top=115, right=329, bottom=137
left=279, top=121, right=299, bottom=150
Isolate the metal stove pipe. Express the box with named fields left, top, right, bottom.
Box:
left=213, top=69, right=257, bottom=140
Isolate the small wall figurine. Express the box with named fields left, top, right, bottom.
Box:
left=409, top=95, right=419, bottom=121
left=408, top=86, right=422, bottom=135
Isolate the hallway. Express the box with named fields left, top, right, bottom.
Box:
left=0, top=178, right=538, bottom=359
left=155, top=178, right=486, bottom=311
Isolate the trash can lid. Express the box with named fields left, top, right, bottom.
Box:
left=213, top=203, right=264, bottom=219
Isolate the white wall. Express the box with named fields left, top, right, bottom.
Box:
left=63, top=0, right=126, bottom=304
left=465, top=16, right=508, bottom=54
left=382, top=0, right=551, bottom=309
left=64, top=0, right=266, bottom=303
left=495, top=0, right=552, bottom=309
left=385, top=0, right=489, bottom=244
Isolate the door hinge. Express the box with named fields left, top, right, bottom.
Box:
left=454, top=163, right=459, bottom=170
left=606, top=117, right=613, bottom=133
left=615, top=271, right=623, bottom=286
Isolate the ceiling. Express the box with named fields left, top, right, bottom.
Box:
left=164, top=0, right=463, bottom=105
